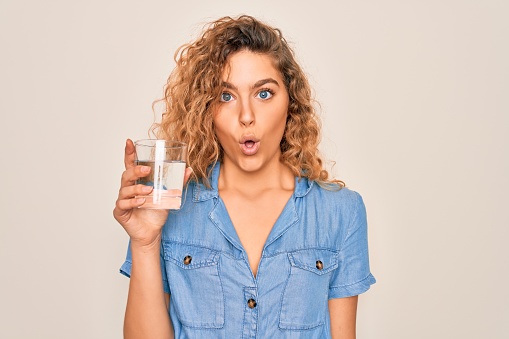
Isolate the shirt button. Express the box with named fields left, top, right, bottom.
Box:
left=183, top=255, right=192, bottom=265
left=247, top=298, right=257, bottom=309
left=316, top=260, right=323, bottom=270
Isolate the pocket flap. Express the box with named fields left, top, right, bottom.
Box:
left=163, top=241, right=219, bottom=269
left=288, top=249, right=338, bottom=275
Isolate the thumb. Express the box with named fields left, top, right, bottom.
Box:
left=183, top=167, right=194, bottom=184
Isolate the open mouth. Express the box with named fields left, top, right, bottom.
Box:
left=244, top=140, right=256, bottom=149
left=239, top=135, right=260, bottom=156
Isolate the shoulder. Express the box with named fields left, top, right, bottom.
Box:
left=304, top=183, right=367, bottom=237
left=308, top=182, right=364, bottom=212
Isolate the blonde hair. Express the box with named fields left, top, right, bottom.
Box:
left=154, top=15, right=344, bottom=188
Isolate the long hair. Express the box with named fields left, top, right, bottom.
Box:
left=154, top=15, right=344, bottom=188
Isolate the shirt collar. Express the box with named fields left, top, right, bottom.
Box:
left=192, top=162, right=314, bottom=202
left=192, top=162, right=220, bottom=202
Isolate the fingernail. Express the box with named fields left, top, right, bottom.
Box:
left=141, top=166, right=151, bottom=173
left=142, top=186, right=152, bottom=192
left=136, top=198, right=145, bottom=203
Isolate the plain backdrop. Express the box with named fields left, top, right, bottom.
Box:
left=1, top=0, right=508, bottom=338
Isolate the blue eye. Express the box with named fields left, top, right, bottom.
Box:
left=257, top=89, right=273, bottom=100
left=220, top=92, right=233, bottom=102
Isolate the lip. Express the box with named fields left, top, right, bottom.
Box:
left=239, top=134, right=260, bottom=144
left=239, top=134, right=260, bottom=156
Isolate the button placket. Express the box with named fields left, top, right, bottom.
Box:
left=242, top=287, right=258, bottom=339
left=247, top=298, right=257, bottom=309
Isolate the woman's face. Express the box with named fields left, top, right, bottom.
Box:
left=213, top=50, right=290, bottom=173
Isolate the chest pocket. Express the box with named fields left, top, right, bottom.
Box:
left=162, top=241, right=224, bottom=329
left=279, top=248, right=338, bottom=330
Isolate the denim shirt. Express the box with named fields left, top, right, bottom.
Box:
left=120, top=163, right=375, bottom=338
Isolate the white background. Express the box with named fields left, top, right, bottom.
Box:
left=1, top=0, right=508, bottom=338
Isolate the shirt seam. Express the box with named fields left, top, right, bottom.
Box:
left=339, top=191, right=362, bottom=249
left=262, top=247, right=339, bottom=258
left=329, top=272, right=373, bottom=289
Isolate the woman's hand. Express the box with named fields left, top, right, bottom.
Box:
left=113, top=139, right=192, bottom=248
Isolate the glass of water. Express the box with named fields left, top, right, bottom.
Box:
left=134, top=139, right=187, bottom=210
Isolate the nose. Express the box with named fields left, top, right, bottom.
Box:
left=239, top=99, right=255, bottom=127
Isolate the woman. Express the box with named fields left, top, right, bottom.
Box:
left=114, top=15, right=375, bottom=339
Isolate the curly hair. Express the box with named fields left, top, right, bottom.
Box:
left=153, top=15, right=344, bottom=188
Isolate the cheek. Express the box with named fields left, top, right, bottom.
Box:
left=212, top=116, right=231, bottom=144
left=213, top=106, right=234, bottom=132
left=274, top=99, right=289, bottom=130
left=212, top=113, right=225, bottom=133
left=271, top=111, right=289, bottom=133
left=264, top=116, right=288, bottom=147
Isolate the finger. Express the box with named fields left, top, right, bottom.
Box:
left=124, top=139, right=136, bottom=170
left=121, top=165, right=152, bottom=187
left=183, top=167, right=194, bottom=185
left=118, top=184, right=153, bottom=200
left=115, top=196, right=147, bottom=213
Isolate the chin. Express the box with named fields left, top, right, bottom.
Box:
left=237, top=157, right=266, bottom=173
left=223, top=149, right=281, bottom=173
left=238, top=162, right=263, bottom=173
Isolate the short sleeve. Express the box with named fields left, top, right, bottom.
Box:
left=328, top=192, right=376, bottom=299
left=119, top=240, right=171, bottom=294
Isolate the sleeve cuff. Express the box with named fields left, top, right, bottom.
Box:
left=120, top=260, right=170, bottom=294
left=328, top=273, right=376, bottom=299
left=119, top=260, right=132, bottom=278
left=163, top=282, right=171, bottom=294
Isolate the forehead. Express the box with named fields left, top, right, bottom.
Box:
left=222, top=50, right=282, bottom=83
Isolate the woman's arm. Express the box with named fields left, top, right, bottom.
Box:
left=124, top=238, right=174, bottom=339
left=114, top=140, right=192, bottom=339
left=329, top=295, right=358, bottom=339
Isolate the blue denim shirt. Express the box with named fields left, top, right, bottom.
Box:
left=120, top=163, right=375, bottom=338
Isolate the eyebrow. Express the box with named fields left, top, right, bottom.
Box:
left=222, top=78, right=280, bottom=90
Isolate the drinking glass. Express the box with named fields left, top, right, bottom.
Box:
left=134, top=139, right=187, bottom=210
